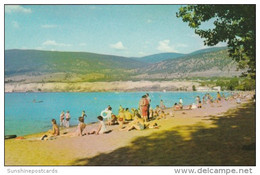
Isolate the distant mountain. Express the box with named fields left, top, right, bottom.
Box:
left=133, top=52, right=186, bottom=63
left=133, top=47, right=242, bottom=79
left=5, top=49, right=145, bottom=76
left=4, top=47, right=243, bottom=83
left=188, top=47, right=228, bottom=56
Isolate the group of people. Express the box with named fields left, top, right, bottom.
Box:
left=44, top=91, right=253, bottom=140
left=59, top=111, right=71, bottom=128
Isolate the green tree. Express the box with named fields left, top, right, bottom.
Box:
left=176, top=5, right=256, bottom=79
left=192, top=85, right=196, bottom=91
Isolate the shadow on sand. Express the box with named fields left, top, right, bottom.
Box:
left=73, top=102, right=255, bottom=166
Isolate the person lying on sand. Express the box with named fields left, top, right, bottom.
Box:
left=156, top=111, right=166, bottom=120
left=122, top=114, right=145, bottom=131
left=88, top=116, right=109, bottom=135
left=41, top=119, right=60, bottom=140
left=173, top=103, right=181, bottom=111
left=76, top=117, right=86, bottom=136
left=147, top=122, right=160, bottom=129
left=182, top=104, right=192, bottom=110
left=154, top=105, right=162, bottom=117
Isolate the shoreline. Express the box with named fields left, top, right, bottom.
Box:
left=5, top=91, right=248, bottom=137
left=5, top=92, right=255, bottom=165
left=4, top=80, right=201, bottom=92
left=5, top=91, right=253, bottom=137
left=4, top=90, right=238, bottom=93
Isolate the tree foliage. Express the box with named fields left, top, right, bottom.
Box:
left=176, top=5, right=256, bottom=79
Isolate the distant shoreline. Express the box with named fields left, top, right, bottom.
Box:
left=5, top=80, right=203, bottom=93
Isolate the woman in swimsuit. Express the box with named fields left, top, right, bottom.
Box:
left=88, top=116, right=108, bottom=135
left=139, top=95, right=149, bottom=122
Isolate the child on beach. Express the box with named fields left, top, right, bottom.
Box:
left=109, top=114, right=118, bottom=125
left=65, top=111, right=71, bottom=128
left=60, top=111, right=65, bottom=127
left=76, top=117, right=86, bottom=136
left=88, top=116, right=108, bottom=135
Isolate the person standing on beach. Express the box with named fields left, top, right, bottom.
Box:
left=65, top=111, right=71, bottom=128
left=81, top=110, right=87, bottom=122
left=179, top=98, right=183, bottom=109
left=139, top=95, right=149, bottom=122
left=179, top=98, right=183, bottom=105
left=160, top=99, right=166, bottom=109
left=217, top=92, right=221, bottom=103
left=146, top=93, right=151, bottom=120
left=196, top=96, right=200, bottom=105
left=60, top=111, right=65, bottom=127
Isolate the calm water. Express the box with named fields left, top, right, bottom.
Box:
left=5, top=91, right=231, bottom=136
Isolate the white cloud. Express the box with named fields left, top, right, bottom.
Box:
left=110, top=41, right=126, bottom=50
left=79, top=43, right=87, bottom=46
left=41, top=24, right=57, bottom=28
left=5, top=5, right=32, bottom=14
left=42, top=40, right=72, bottom=47
left=12, top=21, right=19, bottom=28
left=157, top=40, right=177, bottom=52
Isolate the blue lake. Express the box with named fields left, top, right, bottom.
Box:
left=5, top=91, right=231, bottom=136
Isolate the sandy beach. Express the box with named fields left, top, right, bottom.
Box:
left=5, top=93, right=255, bottom=166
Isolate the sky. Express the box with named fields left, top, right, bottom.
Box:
left=5, top=5, right=226, bottom=57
